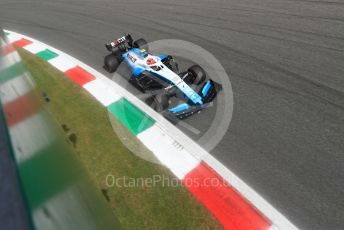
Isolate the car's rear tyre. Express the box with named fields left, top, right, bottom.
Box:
left=146, top=94, right=169, bottom=112
left=133, top=38, right=149, bottom=51
left=104, top=54, right=120, bottom=73
left=188, top=65, right=206, bottom=85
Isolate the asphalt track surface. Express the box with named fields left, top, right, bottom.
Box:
left=1, top=0, right=344, bottom=229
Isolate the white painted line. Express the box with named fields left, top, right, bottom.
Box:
left=83, top=79, right=121, bottom=106
left=23, top=42, right=46, bottom=54
left=6, top=32, right=23, bottom=43
left=269, top=225, right=280, bottom=230
left=137, top=124, right=200, bottom=180
left=48, top=54, right=76, bottom=72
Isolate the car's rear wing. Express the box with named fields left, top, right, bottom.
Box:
left=105, top=34, right=133, bottom=52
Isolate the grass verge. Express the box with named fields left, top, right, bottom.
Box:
left=17, top=48, right=223, bottom=230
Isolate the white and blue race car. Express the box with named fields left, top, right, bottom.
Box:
left=104, top=34, right=221, bottom=120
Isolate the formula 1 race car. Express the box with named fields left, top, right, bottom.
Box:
left=104, top=34, right=221, bottom=120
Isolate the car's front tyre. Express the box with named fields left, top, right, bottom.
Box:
left=146, top=94, right=170, bottom=112
left=188, top=65, right=206, bottom=85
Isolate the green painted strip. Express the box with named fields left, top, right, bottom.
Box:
left=0, top=62, right=25, bottom=84
left=107, top=98, right=155, bottom=135
left=5, top=32, right=10, bottom=36
left=36, top=49, right=58, bottom=61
